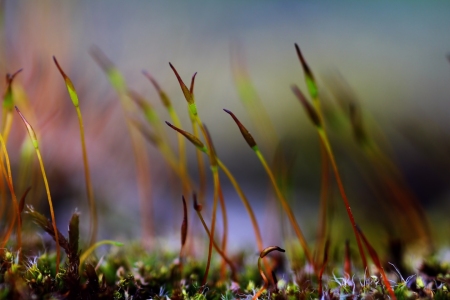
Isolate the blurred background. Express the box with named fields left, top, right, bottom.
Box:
left=1, top=1, right=450, bottom=260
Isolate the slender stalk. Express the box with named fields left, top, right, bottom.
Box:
left=315, top=142, right=330, bottom=264
left=53, top=57, right=98, bottom=247
left=74, top=106, right=97, bottom=246
left=254, top=148, right=314, bottom=267
left=318, top=239, right=330, bottom=299
left=217, top=184, right=228, bottom=278
left=15, top=107, right=60, bottom=273
left=216, top=160, right=264, bottom=252
left=200, top=126, right=222, bottom=286
left=0, top=154, right=18, bottom=249
left=167, top=64, right=229, bottom=276
left=191, top=120, right=207, bottom=205
left=201, top=168, right=220, bottom=286
left=357, top=226, right=396, bottom=299
left=193, top=196, right=238, bottom=282
left=0, top=70, right=22, bottom=228
left=293, top=43, right=368, bottom=269
left=253, top=257, right=268, bottom=300
left=319, top=127, right=367, bottom=270
left=0, top=134, right=20, bottom=252
left=223, top=109, right=314, bottom=268
left=292, top=84, right=368, bottom=271
left=191, top=119, right=228, bottom=259
left=344, top=240, right=352, bottom=276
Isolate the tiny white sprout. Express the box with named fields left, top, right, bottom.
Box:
left=277, top=278, right=287, bottom=290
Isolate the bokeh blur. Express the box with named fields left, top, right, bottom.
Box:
left=1, top=1, right=450, bottom=257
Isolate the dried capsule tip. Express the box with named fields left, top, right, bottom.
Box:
left=190, top=72, right=198, bottom=95
left=16, top=106, right=39, bottom=149
left=295, top=43, right=314, bottom=80
left=223, top=109, right=257, bottom=149
left=295, top=43, right=318, bottom=98
left=7, top=69, right=23, bottom=83
left=193, top=193, right=202, bottom=212
left=181, top=196, right=188, bottom=247
left=169, top=62, right=194, bottom=105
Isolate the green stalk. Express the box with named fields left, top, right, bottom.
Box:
left=223, top=109, right=314, bottom=268
left=53, top=57, right=98, bottom=247
left=294, top=43, right=368, bottom=270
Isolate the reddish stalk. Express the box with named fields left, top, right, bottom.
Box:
left=193, top=195, right=238, bottom=283
left=292, top=83, right=367, bottom=271
left=217, top=184, right=228, bottom=279
left=200, top=126, right=221, bottom=287
left=357, top=225, right=396, bottom=299
left=318, top=239, right=330, bottom=299
left=179, top=196, right=188, bottom=275
left=344, top=240, right=352, bottom=277
left=315, top=142, right=330, bottom=264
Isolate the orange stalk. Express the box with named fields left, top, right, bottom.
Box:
left=15, top=106, right=60, bottom=273
left=0, top=134, right=20, bottom=251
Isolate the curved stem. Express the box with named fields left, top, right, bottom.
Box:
left=195, top=207, right=238, bottom=282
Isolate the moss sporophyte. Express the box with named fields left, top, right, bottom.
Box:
left=0, top=43, right=447, bottom=299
